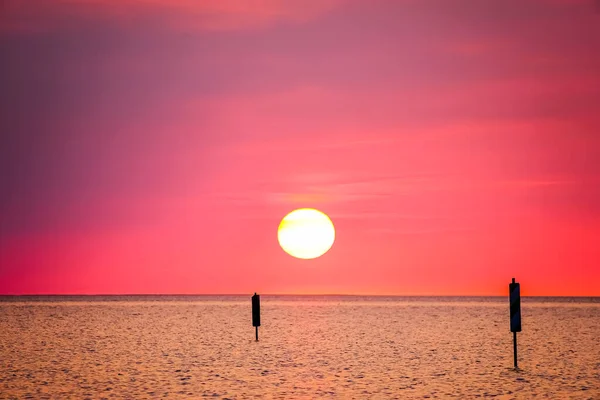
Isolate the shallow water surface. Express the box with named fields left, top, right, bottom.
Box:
left=1, top=296, right=598, bottom=399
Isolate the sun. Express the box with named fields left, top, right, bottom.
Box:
left=277, top=208, right=335, bottom=260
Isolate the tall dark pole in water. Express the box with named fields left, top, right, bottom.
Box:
left=509, top=278, right=522, bottom=369
left=513, top=331, right=518, bottom=369
left=252, top=293, right=260, bottom=341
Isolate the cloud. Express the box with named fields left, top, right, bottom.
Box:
left=1, top=0, right=342, bottom=33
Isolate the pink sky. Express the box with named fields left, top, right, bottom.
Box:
left=1, top=0, right=599, bottom=295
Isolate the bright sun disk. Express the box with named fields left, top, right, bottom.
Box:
left=277, top=208, right=335, bottom=260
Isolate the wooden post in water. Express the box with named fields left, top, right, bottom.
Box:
left=252, top=293, right=260, bottom=341
left=509, top=278, right=522, bottom=369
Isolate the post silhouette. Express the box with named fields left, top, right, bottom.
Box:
left=509, top=277, right=522, bottom=369
left=252, top=293, right=260, bottom=341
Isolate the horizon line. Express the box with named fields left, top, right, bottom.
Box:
left=0, top=293, right=598, bottom=298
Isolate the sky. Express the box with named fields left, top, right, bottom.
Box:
left=1, top=0, right=599, bottom=296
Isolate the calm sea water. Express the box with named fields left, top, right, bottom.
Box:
left=1, top=296, right=598, bottom=399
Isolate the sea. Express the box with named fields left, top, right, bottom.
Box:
left=0, top=296, right=598, bottom=399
